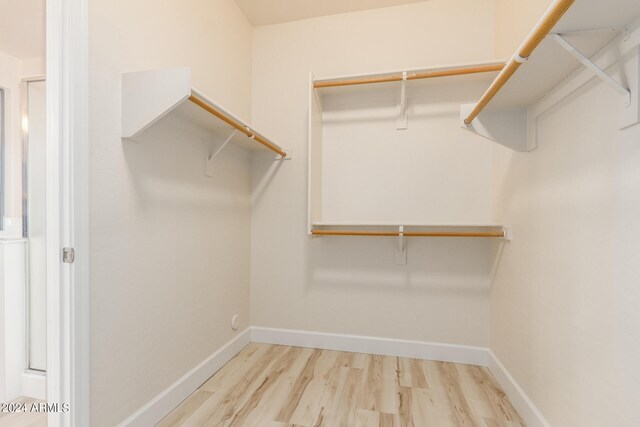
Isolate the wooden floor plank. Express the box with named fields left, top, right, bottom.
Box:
left=0, top=397, right=47, bottom=427
left=227, top=347, right=314, bottom=427
left=157, top=344, right=526, bottom=427
left=379, top=411, right=401, bottom=427
left=176, top=345, right=291, bottom=426
left=355, top=409, right=379, bottom=427
left=405, top=387, right=456, bottom=427
left=199, top=343, right=269, bottom=394
left=275, top=349, right=323, bottom=423
left=398, top=357, right=429, bottom=389
left=287, top=350, right=339, bottom=426
left=437, top=362, right=481, bottom=427
left=156, top=390, right=213, bottom=427
left=318, top=367, right=363, bottom=426
left=470, top=366, right=524, bottom=426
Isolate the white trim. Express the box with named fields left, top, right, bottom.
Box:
left=119, top=328, right=251, bottom=427
left=0, top=240, right=27, bottom=401
left=488, top=351, right=551, bottom=427
left=46, top=0, right=90, bottom=426
left=21, top=372, right=46, bottom=400
left=0, top=218, right=23, bottom=239
left=250, top=327, right=489, bottom=366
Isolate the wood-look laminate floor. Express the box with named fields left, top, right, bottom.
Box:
left=0, top=397, right=47, bottom=427
left=158, top=343, right=525, bottom=427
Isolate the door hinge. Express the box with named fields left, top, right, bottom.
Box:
left=62, top=247, right=75, bottom=264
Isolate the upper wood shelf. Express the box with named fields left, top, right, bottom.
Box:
left=461, top=0, right=640, bottom=151
left=121, top=68, right=286, bottom=157
left=470, top=0, right=639, bottom=114
left=313, top=221, right=506, bottom=227
left=307, top=61, right=509, bottom=245
left=311, top=223, right=510, bottom=239
left=313, top=62, right=505, bottom=89
left=311, top=61, right=505, bottom=101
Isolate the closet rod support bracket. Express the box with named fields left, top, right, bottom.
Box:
left=502, top=226, right=512, bottom=242
left=205, top=129, right=238, bottom=177
left=396, top=226, right=407, bottom=264
left=552, top=34, right=631, bottom=107
left=277, top=147, right=292, bottom=160
left=397, top=72, right=408, bottom=130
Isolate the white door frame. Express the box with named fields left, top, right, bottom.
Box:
left=46, top=0, right=89, bottom=425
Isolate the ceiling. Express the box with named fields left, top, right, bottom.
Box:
left=0, top=0, right=45, bottom=59
left=234, top=0, right=430, bottom=26
left=0, top=1, right=426, bottom=56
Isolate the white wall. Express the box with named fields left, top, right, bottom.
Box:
left=490, top=49, right=640, bottom=426
left=250, top=0, right=499, bottom=347
left=21, top=57, right=45, bottom=80
left=88, top=0, right=254, bottom=425
left=319, top=80, right=497, bottom=224
left=494, top=0, right=552, bottom=58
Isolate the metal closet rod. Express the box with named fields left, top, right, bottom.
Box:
left=188, top=92, right=287, bottom=157
left=313, top=64, right=505, bottom=89
left=311, top=230, right=505, bottom=238
left=464, top=0, right=576, bottom=125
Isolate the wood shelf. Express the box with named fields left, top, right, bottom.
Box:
left=313, top=63, right=505, bottom=89
left=461, top=0, right=640, bottom=151
left=312, top=221, right=506, bottom=228
left=308, top=61, right=508, bottom=240
left=312, top=61, right=504, bottom=100
left=311, top=223, right=510, bottom=239
left=122, top=68, right=286, bottom=157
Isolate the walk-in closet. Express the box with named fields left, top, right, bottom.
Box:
left=2, top=0, right=640, bottom=426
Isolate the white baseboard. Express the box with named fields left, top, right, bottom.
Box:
left=22, top=372, right=46, bottom=400
left=488, top=350, right=550, bottom=427
left=119, top=328, right=251, bottom=427
left=251, top=327, right=489, bottom=366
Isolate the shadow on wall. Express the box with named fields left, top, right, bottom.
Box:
left=120, top=114, right=253, bottom=214
left=251, top=149, right=286, bottom=207
left=305, top=236, right=497, bottom=296
left=487, top=76, right=612, bottom=289
left=321, top=78, right=496, bottom=125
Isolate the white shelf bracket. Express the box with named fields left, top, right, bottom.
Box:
left=395, top=225, right=407, bottom=264
left=502, top=226, right=512, bottom=242
left=397, top=72, right=408, bottom=130
left=277, top=148, right=293, bottom=161
left=205, top=129, right=237, bottom=177
left=552, top=34, right=632, bottom=107
left=460, top=103, right=531, bottom=152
